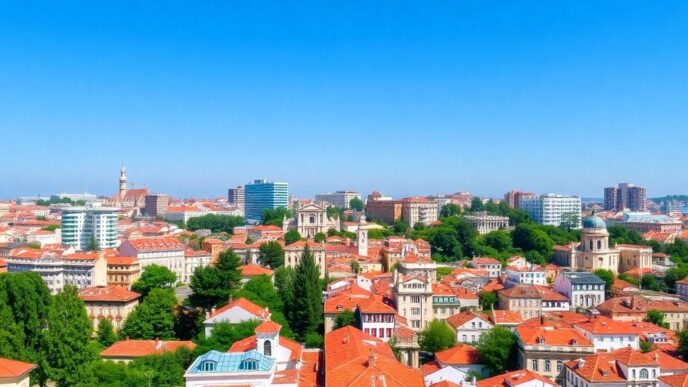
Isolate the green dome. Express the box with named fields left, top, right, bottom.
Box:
left=583, top=215, right=606, bottom=229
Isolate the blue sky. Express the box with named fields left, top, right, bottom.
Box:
left=1, top=1, right=687, bottom=200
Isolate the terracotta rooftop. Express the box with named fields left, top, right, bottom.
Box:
left=101, top=339, right=195, bottom=358
left=206, top=297, right=269, bottom=320
left=0, top=357, right=36, bottom=379
left=477, top=369, right=554, bottom=387
left=79, top=285, right=141, bottom=303
left=238, top=264, right=274, bottom=277
left=124, top=236, right=186, bottom=252
left=435, top=344, right=481, bottom=365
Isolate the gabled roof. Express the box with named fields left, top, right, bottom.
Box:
left=255, top=319, right=282, bottom=334
left=660, top=373, right=688, bottom=387
left=498, top=284, right=541, bottom=299
left=471, top=257, right=501, bottom=265
left=206, top=297, right=269, bottom=320
left=101, top=339, right=196, bottom=358
left=0, top=357, right=36, bottom=379
left=325, top=326, right=424, bottom=387
left=123, top=236, right=186, bottom=252
left=239, top=264, right=274, bottom=277
left=490, top=310, right=523, bottom=325
left=565, top=348, right=658, bottom=383
left=357, top=296, right=396, bottom=314
left=435, top=344, right=481, bottom=366
left=516, top=324, right=592, bottom=347
left=229, top=335, right=303, bottom=362
left=477, top=369, right=555, bottom=387
left=647, top=349, right=688, bottom=372
left=574, top=316, right=641, bottom=335
left=446, top=311, right=491, bottom=329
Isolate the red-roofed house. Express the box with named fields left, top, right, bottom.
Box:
left=0, top=357, right=36, bottom=387
left=324, top=326, right=425, bottom=387
left=203, top=297, right=271, bottom=337
left=477, top=369, right=556, bottom=387
left=447, top=311, right=493, bottom=343
left=119, top=236, right=187, bottom=282
left=470, top=257, right=502, bottom=278
left=239, top=264, right=275, bottom=283
left=101, top=339, right=196, bottom=363
left=356, top=295, right=397, bottom=342
left=565, top=347, right=660, bottom=387
left=79, top=285, right=141, bottom=331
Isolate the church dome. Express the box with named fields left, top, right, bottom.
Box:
left=583, top=215, right=606, bottom=229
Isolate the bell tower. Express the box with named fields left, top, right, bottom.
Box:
left=119, top=164, right=127, bottom=199
left=357, top=214, right=368, bottom=257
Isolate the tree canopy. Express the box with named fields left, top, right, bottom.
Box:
left=189, top=250, right=242, bottom=309
left=645, top=310, right=669, bottom=328
left=476, top=326, right=517, bottom=375
left=258, top=241, right=285, bottom=268
left=132, top=264, right=177, bottom=298
left=593, top=269, right=614, bottom=290
left=97, top=319, right=118, bottom=348
left=349, top=197, right=364, bottom=211
left=261, top=207, right=292, bottom=227
left=120, top=288, right=177, bottom=340
left=186, top=214, right=245, bottom=234
left=286, top=245, right=323, bottom=341
left=284, top=230, right=301, bottom=245
left=333, top=310, right=357, bottom=330
left=419, top=320, right=455, bottom=353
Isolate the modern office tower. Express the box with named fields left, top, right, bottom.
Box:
left=144, top=194, right=169, bottom=218
left=603, top=183, right=646, bottom=211
left=315, top=190, right=361, bottom=209
left=61, top=205, right=118, bottom=250
left=603, top=187, right=619, bottom=211
left=243, top=179, right=289, bottom=222
left=504, top=190, right=536, bottom=209
left=519, top=194, right=582, bottom=228
left=227, top=186, right=245, bottom=209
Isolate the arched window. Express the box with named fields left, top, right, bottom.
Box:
left=640, top=369, right=648, bottom=379
left=264, top=340, right=272, bottom=356
left=557, top=360, right=563, bottom=372
left=632, top=370, right=636, bottom=379
left=597, top=240, right=601, bottom=249
left=201, top=361, right=215, bottom=372
left=544, top=360, right=551, bottom=372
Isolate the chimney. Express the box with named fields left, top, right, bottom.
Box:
left=155, top=337, right=162, bottom=349
left=367, top=353, right=377, bottom=367
left=342, top=334, right=349, bottom=344
left=577, top=358, right=586, bottom=369
left=540, top=315, right=544, bottom=325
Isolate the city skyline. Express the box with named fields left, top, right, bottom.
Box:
left=2, top=2, right=688, bottom=198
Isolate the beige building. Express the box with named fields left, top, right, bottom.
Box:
left=106, top=255, right=141, bottom=289
left=552, top=214, right=652, bottom=274
left=401, top=197, right=439, bottom=226
left=393, top=270, right=434, bottom=331
left=285, top=202, right=340, bottom=238
left=284, top=241, right=326, bottom=278
left=498, top=284, right=543, bottom=320
left=464, top=211, right=510, bottom=234
left=79, top=285, right=141, bottom=331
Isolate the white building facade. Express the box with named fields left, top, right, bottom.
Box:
left=519, top=194, right=582, bottom=228
left=61, top=206, right=118, bottom=250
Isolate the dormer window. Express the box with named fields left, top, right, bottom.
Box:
left=201, top=361, right=216, bottom=372
left=239, top=359, right=258, bottom=371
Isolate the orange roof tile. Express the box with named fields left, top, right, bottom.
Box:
left=660, top=373, right=688, bottom=387
left=238, top=264, right=274, bottom=277
left=477, top=369, right=554, bottom=387
left=574, top=316, right=642, bottom=335
left=446, top=311, right=490, bottom=329
left=207, top=297, right=269, bottom=319
left=565, top=348, right=658, bottom=383
left=255, top=320, right=281, bottom=334
left=0, top=357, right=36, bottom=379
left=101, top=339, right=195, bottom=358
left=79, top=285, right=140, bottom=303
left=124, top=236, right=186, bottom=252
left=435, top=344, right=481, bottom=365
left=229, top=335, right=303, bottom=362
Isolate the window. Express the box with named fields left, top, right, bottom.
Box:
left=411, top=308, right=421, bottom=315
left=640, top=369, right=648, bottom=379
left=462, top=334, right=467, bottom=341
left=239, top=360, right=258, bottom=371
left=264, top=340, right=272, bottom=356
left=531, top=359, right=539, bottom=371
left=544, top=360, right=551, bottom=372
left=557, top=360, right=563, bottom=373
left=201, top=361, right=215, bottom=372
left=411, top=296, right=421, bottom=303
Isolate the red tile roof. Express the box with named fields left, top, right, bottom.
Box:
left=325, top=326, right=424, bottom=387
left=446, top=311, right=490, bottom=329
left=574, top=316, right=642, bottom=335
left=124, top=236, right=186, bottom=252
left=239, top=264, right=274, bottom=277
left=565, top=348, right=658, bottom=382
left=435, top=344, right=481, bottom=365
left=477, top=369, right=554, bottom=387
left=101, top=339, right=195, bottom=358
left=498, top=284, right=541, bottom=299
left=207, top=297, right=269, bottom=319
left=229, top=335, right=303, bottom=362
left=0, top=357, right=36, bottom=379
left=79, top=285, right=140, bottom=303
left=660, top=373, right=688, bottom=387
left=255, top=320, right=282, bottom=334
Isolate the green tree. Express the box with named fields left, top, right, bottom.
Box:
left=0, top=292, right=25, bottom=359
left=284, top=230, right=301, bottom=245
left=645, top=310, right=669, bottom=328
left=642, top=275, right=661, bottom=291
left=436, top=267, right=453, bottom=278
left=128, top=348, right=193, bottom=387
left=288, top=245, right=323, bottom=340
left=679, top=328, right=688, bottom=360
left=261, top=207, right=292, bottom=227
left=174, top=306, right=205, bottom=340
left=470, top=197, right=484, bottom=212
left=304, top=332, right=324, bottom=348
left=479, top=291, right=498, bottom=310
left=593, top=269, right=614, bottom=290
left=333, top=310, right=357, bottom=329
left=87, top=236, right=100, bottom=251
left=512, top=224, right=554, bottom=258
left=392, top=220, right=409, bottom=234
left=258, top=241, right=285, bottom=268
left=483, top=230, right=512, bottom=252
left=193, top=321, right=260, bottom=355
left=476, top=326, right=517, bottom=375
left=41, top=285, right=97, bottom=387
left=427, top=227, right=463, bottom=261
left=440, top=204, right=461, bottom=218
left=190, top=250, right=242, bottom=309
left=665, top=267, right=688, bottom=292
left=0, top=272, right=51, bottom=358
left=131, top=264, right=177, bottom=298
left=97, top=319, right=118, bottom=348
left=120, top=289, right=177, bottom=340
left=186, top=214, right=245, bottom=234
left=349, top=197, right=364, bottom=211
left=314, top=232, right=327, bottom=243
left=640, top=340, right=653, bottom=353
left=419, top=320, right=455, bottom=353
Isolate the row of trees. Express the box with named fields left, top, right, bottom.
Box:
left=185, top=214, right=245, bottom=234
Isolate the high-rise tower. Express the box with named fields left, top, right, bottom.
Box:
left=119, top=164, right=127, bottom=199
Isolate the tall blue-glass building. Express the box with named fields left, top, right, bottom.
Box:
left=244, top=179, right=289, bottom=222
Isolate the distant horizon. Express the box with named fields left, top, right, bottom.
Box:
left=2, top=2, right=688, bottom=199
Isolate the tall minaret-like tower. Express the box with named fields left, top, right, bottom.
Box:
left=357, top=214, right=368, bottom=257
left=119, top=164, right=127, bottom=199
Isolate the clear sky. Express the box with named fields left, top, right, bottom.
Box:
left=2, top=1, right=687, bottom=200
